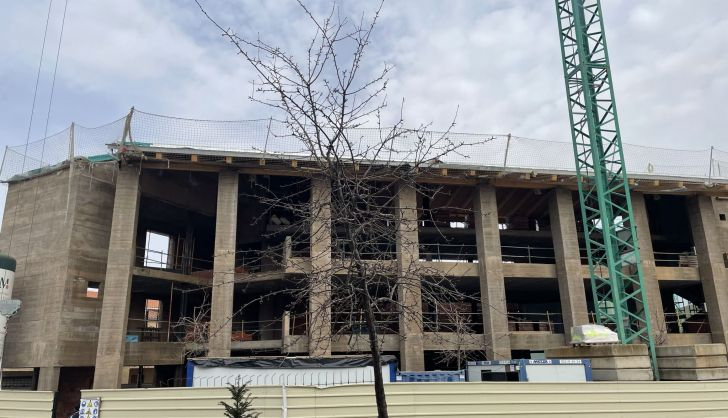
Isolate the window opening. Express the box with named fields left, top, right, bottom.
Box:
left=86, top=281, right=100, bottom=298
left=144, top=231, right=171, bottom=268
left=145, top=299, right=162, bottom=329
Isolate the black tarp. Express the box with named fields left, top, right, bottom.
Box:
left=190, top=355, right=397, bottom=369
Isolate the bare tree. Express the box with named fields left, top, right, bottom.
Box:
left=195, top=1, right=491, bottom=416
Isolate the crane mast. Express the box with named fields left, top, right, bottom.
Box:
left=554, top=0, right=658, bottom=377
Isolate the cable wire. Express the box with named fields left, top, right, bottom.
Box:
left=43, top=0, right=70, bottom=139
left=5, top=0, right=55, bottom=254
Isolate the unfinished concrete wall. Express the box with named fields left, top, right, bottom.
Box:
left=714, top=198, right=728, bottom=259
left=0, top=162, right=116, bottom=376
left=689, top=195, right=728, bottom=344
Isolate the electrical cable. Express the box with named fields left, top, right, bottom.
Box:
left=23, top=0, right=72, bottom=275
left=43, top=0, right=70, bottom=139
left=5, top=0, right=55, bottom=254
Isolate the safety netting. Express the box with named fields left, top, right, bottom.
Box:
left=1, top=109, right=724, bottom=183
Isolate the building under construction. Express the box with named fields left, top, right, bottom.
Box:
left=1, top=109, right=728, bottom=393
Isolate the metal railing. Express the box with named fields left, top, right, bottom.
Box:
left=420, top=243, right=477, bottom=263
left=296, top=310, right=564, bottom=335
left=507, top=312, right=564, bottom=334
left=231, top=319, right=283, bottom=341
left=653, top=250, right=698, bottom=267
left=330, top=240, right=558, bottom=264
left=137, top=247, right=287, bottom=276
left=137, top=247, right=213, bottom=275
left=333, top=240, right=397, bottom=260
left=126, top=319, right=187, bottom=343
left=331, top=311, right=400, bottom=334
left=501, top=245, right=556, bottom=264
left=664, top=312, right=710, bottom=334
left=423, top=311, right=483, bottom=333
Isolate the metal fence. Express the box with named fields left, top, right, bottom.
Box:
left=191, top=369, right=377, bottom=388
left=2, top=109, right=727, bottom=183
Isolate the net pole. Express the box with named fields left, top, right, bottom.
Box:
left=0, top=147, right=8, bottom=181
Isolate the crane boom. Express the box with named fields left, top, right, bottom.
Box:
left=554, top=0, right=658, bottom=378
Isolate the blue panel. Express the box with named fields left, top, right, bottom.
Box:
left=185, top=361, right=194, bottom=387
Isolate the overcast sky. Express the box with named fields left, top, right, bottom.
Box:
left=1, top=0, right=727, bottom=223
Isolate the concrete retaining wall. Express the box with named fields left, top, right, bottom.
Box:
left=83, top=381, right=728, bottom=418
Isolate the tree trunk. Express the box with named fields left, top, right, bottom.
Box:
left=363, top=286, right=389, bottom=418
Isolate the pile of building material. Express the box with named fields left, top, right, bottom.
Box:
left=657, top=343, right=728, bottom=381
left=545, top=344, right=653, bottom=381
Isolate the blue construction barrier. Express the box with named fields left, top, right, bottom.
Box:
left=396, top=370, right=465, bottom=382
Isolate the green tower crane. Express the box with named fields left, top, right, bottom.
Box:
left=554, top=0, right=658, bottom=378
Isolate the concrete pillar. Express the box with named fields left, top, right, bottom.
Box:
left=37, top=367, right=60, bottom=391
left=688, top=195, right=728, bottom=344
left=308, top=178, right=332, bottom=356
left=631, top=192, right=667, bottom=343
left=548, top=189, right=589, bottom=343
left=208, top=171, right=239, bottom=358
left=395, top=183, right=424, bottom=371
left=93, top=167, right=141, bottom=389
left=473, top=184, right=511, bottom=360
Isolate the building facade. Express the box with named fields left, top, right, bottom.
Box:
left=1, top=145, right=728, bottom=392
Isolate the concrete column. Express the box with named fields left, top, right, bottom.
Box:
left=473, top=184, right=511, bottom=360
left=308, top=178, right=332, bottom=356
left=548, top=189, right=589, bottom=343
left=688, top=195, right=728, bottom=344
left=631, top=192, right=667, bottom=343
left=395, top=183, right=424, bottom=371
left=37, top=367, right=60, bottom=391
left=93, top=167, right=141, bottom=389
left=208, top=171, right=239, bottom=358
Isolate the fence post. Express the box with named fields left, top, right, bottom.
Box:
left=708, top=146, right=714, bottom=184
left=121, top=107, right=135, bottom=146
left=0, top=146, right=8, bottom=181
left=263, top=117, right=272, bottom=155
left=546, top=311, right=551, bottom=332
left=68, top=122, right=75, bottom=160
left=502, top=133, right=512, bottom=170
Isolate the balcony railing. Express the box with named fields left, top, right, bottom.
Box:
left=507, top=312, right=564, bottom=333
left=664, top=312, right=710, bottom=334
left=332, top=311, right=400, bottom=334
left=126, top=318, right=188, bottom=343
left=231, top=319, right=283, bottom=341
left=294, top=311, right=564, bottom=335
left=654, top=250, right=698, bottom=267
left=423, top=311, right=483, bottom=333
left=137, top=247, right=285, bottom=278
left=137, top=247, right=213, bottom=275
